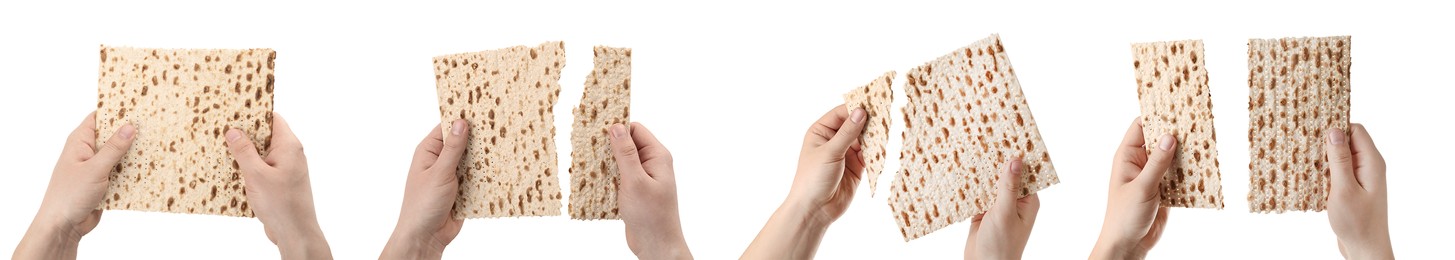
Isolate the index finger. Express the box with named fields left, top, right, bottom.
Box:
left=67, top=112, right=101, bottom=158
left=412, top=124, right=446, bottom=171
left=804, top=104, right=851, bottom=146
left=629, top=122, right=673, bottom=180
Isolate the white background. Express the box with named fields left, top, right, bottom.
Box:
left=1, top=0, right=1450, bottom=259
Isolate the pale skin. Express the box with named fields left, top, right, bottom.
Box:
left=381, top=120, right=691, bottom=260
left=1090, top=119, right=1394, bottom=260
left=742, top=105, right=867, bottom=259
left=1090, top=118, right=1175, bottom=260
left=13, top=112, right=332, bottom=260
left=1324, top=124, right=1394, bottom=260
left=964, top=158, right=1040, bottom=260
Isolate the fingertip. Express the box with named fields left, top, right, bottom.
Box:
left=1158, top=134, right=1176, bottom=151
left=451, top=119, right=468, bottom=136
left=226, top=129, right=243, bottom=142
left=1326, top=128, right=1347, bottom=145
left=609, top=124, right=628, bottom=140
left=118, top=124, right=136, bottom=139
left=850, top=108, right=866, bottom=123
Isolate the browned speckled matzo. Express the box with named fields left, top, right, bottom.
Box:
left=435, top=42, right=565, bottom=218
left=97, top=45, right=274, bottom=217
left=1247, top=36, right=1351, bottom=213
left=843, top=71, right=894, bottom=197
left=569, top=46, right=631, bottom=220
left=888, top=35, right=1058, bottom=241
left=1131, top=40, right=1224, bottom=209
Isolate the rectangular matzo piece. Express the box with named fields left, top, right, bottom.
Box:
left=97, top=45, right=275, bottom=217
left=1131, top=40, right=1224, bottom=209
left=888, top=35, right=1058, bottom=241
left=436, top=42, right=565, bottom=218
left=569, top=46, right=631, bottom=220
left=843, top=71, right=895, bottom=197
left=1248, top=36, right=1351, bottom=213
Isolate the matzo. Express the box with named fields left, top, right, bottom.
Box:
left=96, top=45, right=275, bottom=217
left=436, top=42, right=565, bottom=218
left=1248, top=36, right=1351, bottom=213
left=1131, top=40, right=1224, bottom=209
left=569, top=46, right=631, bottom=220
left=888, top=35, right=1058, bottom=241
left=843, top=71, right=894, bottom=197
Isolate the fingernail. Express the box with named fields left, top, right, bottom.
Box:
left=1008, top=159, right=1023, bottom=174
left=851, top=109, right=866, bottom=123
left=610, top=124, right=627, bottom=138
left=1158, top=134, right=1175, bottom=151
left=226, top=129, right=242, bottom=142
left=118, top=124, right=135, bottom=139
left=1327, top=129, right=1346, bottom=145
left=452, top=120, right=466, bottom=136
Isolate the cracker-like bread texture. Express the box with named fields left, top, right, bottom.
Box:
left=1131, top=40, right=1225, bottom=209
left=843, top=71, right=895, bottom=197
left=888, top=34, right=1058, bottom=241
left=96, top=45, right=275, bottom=217
left=569, top=46, right=631, bottom=220
left=1247, top=36, right=1351, bottom=213
left=435, top=42, right=566, bottom=218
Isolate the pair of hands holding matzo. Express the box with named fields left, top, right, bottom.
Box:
left=380, top=120, right=691, bottom=260
left=16, top=112, right=331, bottom=260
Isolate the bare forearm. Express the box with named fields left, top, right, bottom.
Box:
left=14, top=217, right=80, bottom=260
left=743, top=200, right=831, bottom=259
left=274, top=224, right=332, bottom=260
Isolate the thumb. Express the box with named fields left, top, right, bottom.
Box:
left=434, top=120, right=470, bottom=172
left=1134, top=134, right=1177, bottom=190
left=87, top=124, right=136, bottom=170
left=225, top=129, right=268, bottom=170
left=993, top=158, right=1024, bottom=219
left=608, top=124, right=648, bottom=183
left=1324, top=128, right=1357, bottom=191
left=822, top=108, right=868, bottom=155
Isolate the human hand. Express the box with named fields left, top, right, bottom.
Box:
left=13, top=113, right=134, bottom=260
left=743, top=105, right=866, bottom=259
left=225, top=113, right=332, bottom=260
left=380, top=120, right=469, bottom=260
left=964, top=159, right=1039, bottom=260
left=611, top=123, right=693, bottom=260
left=1324, top=124, right=1394, bottom=259
left=1091, top=118, right=1174, bottom=260
left=787, top=105, right=867, bottom=228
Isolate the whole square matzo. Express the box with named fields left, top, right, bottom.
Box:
left=569, top=46, right=631, bottom=220
left=97, top=46, right=274, bottom=217
left=435, top=42, right=565, bottom=218
left=1248, top=36, right=1351, bottom=213
left=888, top=35, right=1058, bottom=241
left=1131, top=40, right=1224, bottom=209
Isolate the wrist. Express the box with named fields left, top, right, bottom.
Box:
left=15, top=215, right=83, bottom=259
left=634, top=240, right=693, bottom=260
left=275, top=229, right=331, bottom=260
left=381, top=228, right=446, bottom=260
left=1340, top=236, right=1394, bottom=260
left=778, top=198, right=832, bottom=233
left=1090, top=234, right=1138, bottom=260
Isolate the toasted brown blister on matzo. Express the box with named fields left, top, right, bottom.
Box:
left=844, top=71, right=895, bottom=197
left=888, top=34, right=1058, bottom=241
left=97, top=45, right=275, bottom=217
left=569, top=46, right=631, bottom=220
left=1131, top=40, right=1225, bottom=209
left=436, top=42, right=565, bottom=218
left=1247, top=36, right=1351, bottom=213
